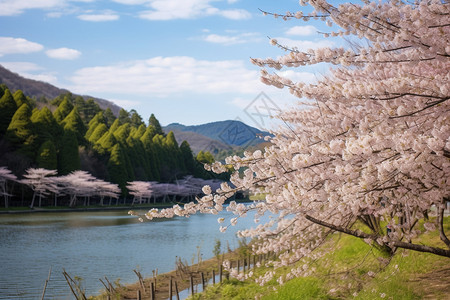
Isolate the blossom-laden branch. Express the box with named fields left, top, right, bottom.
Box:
left=143, top=0, right=450, bottom=285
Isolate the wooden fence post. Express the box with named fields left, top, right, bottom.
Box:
left=137, top=290, right=141, bottom=300
left=150, top=282, right=155, bottom=300
left=169, top=277, right=173, bottom=300
left=201, top=272, right=205, bottom=291
left=175, top=280, right=180, bottom=300
left=190, top=274, right=194, bottom=296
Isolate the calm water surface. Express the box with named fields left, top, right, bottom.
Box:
left=0, top=209, right=253, bottom=299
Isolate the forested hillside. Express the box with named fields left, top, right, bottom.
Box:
left=0, top=84, right=223, bottom=195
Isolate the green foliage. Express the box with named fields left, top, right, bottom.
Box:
left=213, top=239, right=221, bottom=259
left=31, top=106, right=62, bottom=147
left=103, top=108, right=116, bottom=127
left=96, top=131, right=117, bottom=153
left=149, top=113, right=164, bottom=135
left=13, top=90, right=30, bottom=108
left=196, top=151, right=215, bottom=164
left=180, top=140, right=196, bottom=174
left=0, top=89, right=18, bottom=135
left=118, top=108, right=130, bottom=125
left=129, top=109, right=144, bottom=128
left=132, top=124, right=146, bottom=140
left=53, top=96, right=74, bottom=123
left=58, top=130, right=80, bottom=175
left=88, top=123, right=108, bottom=144
left=61, top=107, right=87, bottom=144
left=85, top=111, right=106, bottom=140
left=6, top=103, right=34, bottom=153
left=113, top=123, right=131, bottom=143
left=109, top=118, right=121, bottom=133
left=107, top=143, right=129, bottom=193
left=36, top=139, right=57, bottom=170
left=77, top=98, right=101, bottom=124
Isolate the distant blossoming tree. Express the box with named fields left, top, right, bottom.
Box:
left=21, top=168, right=58, bottom=208
left=141, top=0, right=449, bottom=284
left=0, top=166, right=17, bottom=208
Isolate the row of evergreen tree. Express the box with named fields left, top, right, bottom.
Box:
left=0, top=84, right=224, bottom=194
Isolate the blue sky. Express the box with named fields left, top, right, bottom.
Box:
left=0, top=0, right=343, bottom=128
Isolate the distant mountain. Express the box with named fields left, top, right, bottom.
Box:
left=164, top=120, right=269, bottom=155
left=0, top=64, right=122, bottom=115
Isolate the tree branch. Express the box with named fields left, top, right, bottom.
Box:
left=304, top=214, right=450, bottom=258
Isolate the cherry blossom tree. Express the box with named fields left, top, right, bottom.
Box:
left=140, top=0, right=449, bottom=284
left=21, top=168, right=58, bottom=208
left=0, top=166, right=17, bottom=208
left=127, top=181, right=153, bottom=204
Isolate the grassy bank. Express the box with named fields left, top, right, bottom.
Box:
left=189, top=217, right=450, bottom=300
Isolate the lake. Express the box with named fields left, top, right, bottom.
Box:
left=0, top=208, right=255, bottom=299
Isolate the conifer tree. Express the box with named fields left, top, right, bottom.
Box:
left=96, top=131, right=117, bottom=154
left=103, top=107, right=116, bottom=127
left=88, top=123, right=108, bottom=144
left=31, top=106, right=61, bottom=145
left=53, top=97, right=74, bottom=123
left=0, top=89, right=18, bottom=135
left=58, top=130, right=80, bottom=175
left=113, top=123, right=131, bottom=143
left=180, top=140, right=196, bottom=175
left=107, top=143, right=129, bottom=193
left=132, top=124, right=146, bottom=140
left=61, top=107, right=87, bottom=145
left=149, top=114, right=164, bottom=135
left=130, top=109, right=144, bottom=128
left=85, top=111, right=106, bottom=140
left=6, top=103, right=34, bottom=153
left=36, top=139, right=57, bottom=170
left=109, top=118, right=121, bottom=133
left=78, top=98, right=101, bottom=124
left=13, top=90, right=30, bottom=108
left=118, top=108, right=130, bottom=124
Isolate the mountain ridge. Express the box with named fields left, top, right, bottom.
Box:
left=0, top=64, right=122, bottom=115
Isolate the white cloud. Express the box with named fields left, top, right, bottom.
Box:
left=112, top=0, right=149, bottom=4
left=203, top=32, right=260, bottom=45
left=274, top=37, right=334, bottom=52
left=68, top=56, right=262, bottom=97
left=46, top=47, right=81, bottom=60
left=0, top=61, right=43, bottom=72
left=285, top=25, right=318, bottom=36
left=219, top=9, right=250, bottom=20
left=0, top=37, right=44, bottom=56
left=137, top=0, right=251, bottom=20
left=0, top=0, right=64, bottom=16
left=108, top=98, right=141, bottom=109
left=78, top=11, right=120, bottom=21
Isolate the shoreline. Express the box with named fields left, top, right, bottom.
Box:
left=94, top=249, right=241, bottom=300
left=0, top=204, right=173, bottom=214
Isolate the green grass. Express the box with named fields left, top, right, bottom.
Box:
left=189, top=217, right=450, bottom=300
